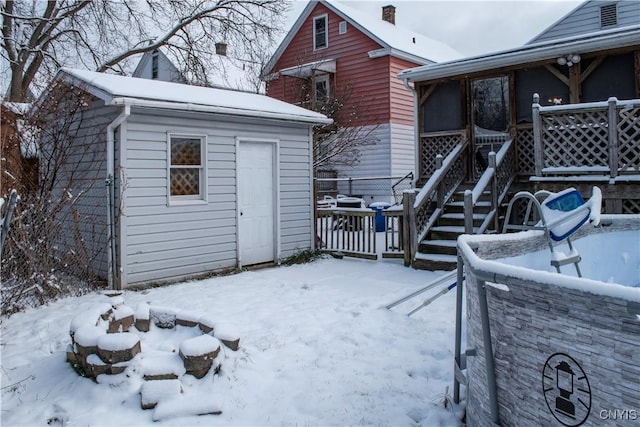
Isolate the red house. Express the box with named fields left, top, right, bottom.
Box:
left=262, top=1, right=460, bottom=203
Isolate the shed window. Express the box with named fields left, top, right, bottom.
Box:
left=600, top=3, right=617, bottom=28
left=169, top=135, right=206, bottom=202
left=314, top=15, right=328, bottom=50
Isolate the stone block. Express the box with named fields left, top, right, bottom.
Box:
left=150, top=306, right=177, bottom=329
left=140, top=379, right=182, bottom=410
left=141, top=353, right=185, bottom=381
left=214, top=324, right=240, bottom=351
left=179, top=335, right=221, bottom=379
left=176, top=310, right=203, bottom=328
left=97, top=333, right=141, bottom=364
left=135, top=318, right=150, bottom=332
left=198, top=315, right=216, bottom=334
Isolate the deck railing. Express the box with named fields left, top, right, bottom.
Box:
left=464, top=138, right=517, bottom=234
left=533, top=95, right=640, bottom=177
left=316, top=208, right=377, bottom=260
left=382, top=141, right=468, bottom=266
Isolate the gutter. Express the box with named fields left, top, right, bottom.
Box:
left=106, top=105, right=130, bottom=290
left=399, top=27, right=640, bottom=82
left=110, top=97, right=333, bottom=126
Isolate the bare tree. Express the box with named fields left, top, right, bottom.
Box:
left=1, top=82, right=111, bottom=314
left=1, top=0, right=289, bottom=102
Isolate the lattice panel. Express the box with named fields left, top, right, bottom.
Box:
left=171, top=169, right=200, bottom=196
left=496, top=143, right=516, bottom=195
left=622, top=199, right=640, bottom=214
left=516, top=127, right=535, bottom=175
left=415, top=192, right=437, bottom=235
left=617, top=107, right=640, bottom=171
left=171, top=139, right=201, bottom=165
left=419, top=133, right=463, bottom=182
left=541, top=111, right=609, bottom=169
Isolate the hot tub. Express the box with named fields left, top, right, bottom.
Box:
left=457, top=215, right=640, bottom=427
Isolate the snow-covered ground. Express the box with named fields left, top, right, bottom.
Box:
left=1, top=257, right=464, bottom=426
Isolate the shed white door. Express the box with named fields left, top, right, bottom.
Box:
left=238, top=142, right=276, bottom=265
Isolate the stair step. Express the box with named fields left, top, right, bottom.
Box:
left=447, top=201, right=492, bottom=208
left=420, top=239, right=457, bottom=247
left=415, top=252, right=457, bottom=262
left=412, top=253, right=458, bottom=271
left=431, top=225, right=478, bottom=233
left=441, top=213, right=487, bottom=220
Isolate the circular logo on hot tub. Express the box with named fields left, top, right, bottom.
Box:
left=542, top=352, right=591, bottom=426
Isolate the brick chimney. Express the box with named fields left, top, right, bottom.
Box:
left=382, top=5, right=396, bottom=25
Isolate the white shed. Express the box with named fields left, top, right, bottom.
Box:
left=44, top=68, right=331, bottom=289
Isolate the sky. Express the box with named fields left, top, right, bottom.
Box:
left=285, top=0, right=584, bottom=56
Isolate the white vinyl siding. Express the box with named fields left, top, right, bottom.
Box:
left=120, top=111, right=313, bottom=286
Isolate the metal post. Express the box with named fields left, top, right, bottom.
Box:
left=453, top=253, right=465, bottom=403
left=477, top=278, right=500, bottom=425
left=489, top=152, right=498, bottom=231
left=348, top=176, right=353, bottom=196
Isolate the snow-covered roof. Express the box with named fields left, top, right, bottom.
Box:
left=399, top=25, right=640, bottom=83
left=264, top=0, right=461, bottom=75
left=57, top=68, right=331, bottom=124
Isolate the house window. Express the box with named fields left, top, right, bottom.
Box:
left=314, top=15, right=328, bottom=50
left=600, top=3, right=617, bottom=28
left=151, top=50, right=159, bottom=79
left=168, top=134, right=206, bottom=202
left=314, top=75, right=329, bottom=104
left=339, top=21, right=347, bottom=35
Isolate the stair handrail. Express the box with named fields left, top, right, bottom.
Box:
left=403, top=140, right=468, bottom=265
left=464, top=137, right=516, bottom=234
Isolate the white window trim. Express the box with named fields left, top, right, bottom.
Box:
left=167, top=133, right=208, bottom=206
left=339, top=21, right=347, bottom=35
left=314, top=74, right=330, bottom=103
left=313, top=14, right=328, bottom=51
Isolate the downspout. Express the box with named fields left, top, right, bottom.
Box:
left=106, top=105, right=130, bottom=290
left=402, top=77, right=419, bottom=188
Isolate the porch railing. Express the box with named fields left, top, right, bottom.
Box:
left=383, top=140, right=468, bottom=266
left=316, top=207, right=377, bottom=260
left=533, top=95, right=640, bottom=177
left=464, top=137, right=517, bottom=234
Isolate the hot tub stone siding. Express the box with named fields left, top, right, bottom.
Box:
left=463, top=217, right=640, bottom=427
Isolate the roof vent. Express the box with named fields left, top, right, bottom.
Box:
left=600, top=3, right=617, bottom=28
left=382, top=5, right=395, bottom=25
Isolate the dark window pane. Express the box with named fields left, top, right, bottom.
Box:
left=422, top=81, right=463, bottom=132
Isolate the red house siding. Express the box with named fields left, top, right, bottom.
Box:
left=390, top=57, right=420, bottom=127
left=267, top=3, right=399, bottom=128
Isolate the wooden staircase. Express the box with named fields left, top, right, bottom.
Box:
left=413, top=189, right=493, bottom=271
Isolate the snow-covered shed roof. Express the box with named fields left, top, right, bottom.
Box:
left=398, top=25, right=640, bottom=83
left=56, top=68, right=332, bottom=124
left=264, top=0, right=461, bottom=75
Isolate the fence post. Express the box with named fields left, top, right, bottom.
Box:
left=0, top=190, right=19, bottom=256
left=464, top=190, right=473, bottom=234
left=488, top=152, right=499, bottom=231
left=532, top=93, right=543, bottom=176
left=608, top=97, right=619, bottom=178
left=402, top=190, right=416, bottom=267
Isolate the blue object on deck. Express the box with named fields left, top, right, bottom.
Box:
left=369, top=202, right=391, bottom=232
